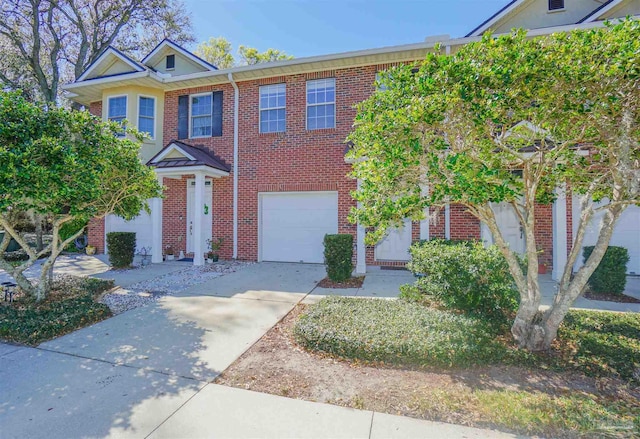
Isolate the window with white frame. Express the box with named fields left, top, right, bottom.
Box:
left=108, top=96, right=127, bottom=136
left=259, top=84, right=286, bottom=133
left=138, top=96, right=155, bottom=138
left=375, top=72, right=389, bottom=91
left=190, top=93, right=212, bottom=137
left=306, top=78, right=335, bottom=130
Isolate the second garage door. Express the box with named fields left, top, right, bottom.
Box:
left=260, top=192, right=338, bottom=263
left=105, top=212, right=152, bottom=254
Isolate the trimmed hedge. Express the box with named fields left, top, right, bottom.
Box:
left=294, top=297, right=508, bottom=368
left=323, top=234, right=353, bottom=282
left=403, top=239, right=519, bottom=327
left=583, top=246, right=629, bottom=295
left=106, top=232, right=136, bottom=268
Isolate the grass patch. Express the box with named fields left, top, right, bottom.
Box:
left=294, top=297, right=509, bottom=368
left=294, top=297, right=640, bottom=384
left=0, top=275, right=113, bottom=345
left=411, top=387, right=639, bottom=438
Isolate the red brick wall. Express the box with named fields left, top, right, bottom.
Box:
left=535, top=203, right=553, bottom=269
left=449, top=204, right=481, bottom=241
left=87, top=101, right=104, bottom=252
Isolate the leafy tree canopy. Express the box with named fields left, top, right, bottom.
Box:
left=0, top=91, right=162, bottom=300
left=195, top=36, right=293, bottom=68
left=348, top=19, right=640, bottom=351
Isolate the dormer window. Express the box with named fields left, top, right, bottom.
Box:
left=166, top=54, right=175, bottom=70
left=548, top=0, right=564, bottom=11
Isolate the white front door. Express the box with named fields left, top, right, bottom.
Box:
left=491, top=202, right=525, bottom=253
left=375, top=219, right=412, bottom=261
left=186, top=179, right=213, bottom=254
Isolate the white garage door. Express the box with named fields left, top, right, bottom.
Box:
left=260, top=192, right=338, bottom=263
left=105, top=212, right=153, bottom=254
left=574, top=201, right=640, bottom=274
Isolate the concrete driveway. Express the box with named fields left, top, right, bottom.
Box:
left=0, top=262, right=519, bottom=439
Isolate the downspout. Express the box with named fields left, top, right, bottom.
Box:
left=228, top=73, right=239, bottom=259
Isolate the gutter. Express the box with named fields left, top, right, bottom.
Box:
left=228, top=73, right=239, bottom=259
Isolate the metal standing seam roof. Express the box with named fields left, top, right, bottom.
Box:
left=147, top=140, right=231, bottom=173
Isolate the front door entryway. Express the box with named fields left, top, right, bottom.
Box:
left=375, top=219, right=412, bottom=261
left=186, top=179, right=213, bottom=254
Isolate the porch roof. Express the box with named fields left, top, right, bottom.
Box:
left=147, top=140, right=231, bottom=177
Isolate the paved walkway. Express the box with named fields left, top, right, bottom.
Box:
left=0, top=261, right=520, bottom=439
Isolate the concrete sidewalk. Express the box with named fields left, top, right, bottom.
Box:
left=0, top=262, right=522, bottom=438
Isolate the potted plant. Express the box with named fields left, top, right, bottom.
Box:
left=85, top=245, right=96, bottom=255
left=206, top=237, right=223, bottom=263
left=165, top=245, right=175, bottom=261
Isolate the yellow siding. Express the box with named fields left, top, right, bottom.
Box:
left=490, top=0, right=600, bottom=33
left=600, top=0, right=640, bottom=19
left=102, top=86, right=165, bottom=164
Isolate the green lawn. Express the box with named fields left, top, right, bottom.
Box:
left=294, top=297, right=640, bottom=438
left=0, top=276, right=113, bottom=345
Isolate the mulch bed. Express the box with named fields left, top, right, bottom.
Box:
left=583, top=290, right=640, bottom=303
left=317, top=276, right=365, bottom=289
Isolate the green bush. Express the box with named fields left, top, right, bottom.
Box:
left=59, top=218, right=88, bottom=252
left=404, top=239, right=519, bottom=327
left=0, top=276, right=113, bottom=345
left=294, top=297, right=508, bottom=368
left=106, top=232, right=136, bottom=268
left=323, top=234, right=353, bottom=282
left=583, top=246, right=629, bottom=295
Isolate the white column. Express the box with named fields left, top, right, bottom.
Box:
left=420, top=185, right=429, bottom=241
left=355, top=179, right=366, bottom=274
left=193, top=172, right=205, bottom=266
left=552, top=183, right=568, bottom=281
left=444, top=203, right=451, bottom=239
left=151, top=175, right=164, bottom=263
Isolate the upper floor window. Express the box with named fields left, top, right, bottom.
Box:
left=306, top=78, right=335, bottom=130
left=166, top=54, right=175, bottom=70
left=548, top=0, right=564, bottom=11
left=259, top=84, right=286, bottom=133
left=138, top=96, right=155, bottom=139
left=191, top=93, right=213, bottom=137
left=107, top=95, right=127, bottom=137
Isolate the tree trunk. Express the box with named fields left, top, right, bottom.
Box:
left=34, top=214, right=44, bottom=252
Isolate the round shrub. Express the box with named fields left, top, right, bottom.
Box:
left=106, top=232, right=136, bottom=268
left=323, top=234, right=353, bottom=282
left=404, top=239, right=519, bottom=327
left=583, top=246, right=629, bottom=295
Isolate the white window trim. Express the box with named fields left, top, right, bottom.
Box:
left=189, top=92, right=213, bottom=139
left=259, top=83, right=286, bottom=133
left=137, top=94, right=156, bottom=140
left=547, top=0, right=565, bottom=12
left=166, top=54, right=176, bottom=71
left=306, top=78, right=336, bottom=131
left=107, top=94, right=127, bottom=122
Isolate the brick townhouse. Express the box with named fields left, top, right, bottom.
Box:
left=63, top=0, right=640, bottom=278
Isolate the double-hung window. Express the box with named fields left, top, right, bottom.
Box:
left=259, top=84, right=286, bottom=133
left=138, top=96, right=155, bottom=139
left=306, top=78, right=335, bottom=130
left=108, top=95, right=127, bottom=137
left=190, top=93, right=213, bottom=138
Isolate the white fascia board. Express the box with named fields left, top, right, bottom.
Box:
left=154, top=165, right=229, bottom=178
left=151, top=143, right=197, bottom=163
left=142, top=40, right=216, bottom=72
left=62, top=71, right=151, bottom=90
left=468, top=0, right=531, bottom=37
left=581, top=0, right=624, bottom=23
left=77, top=47, right=145, bottom=82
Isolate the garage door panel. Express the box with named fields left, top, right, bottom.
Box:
left=260, top=192, right=338, bottom=264
left=105, top=212, right=153, bottom=254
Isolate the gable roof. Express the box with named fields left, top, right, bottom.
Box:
left=466, top=0, right=526, bottom=37
left=77, top=46, right=146, bottom=82
left=142, top=38, right=218, bottom=71
left=148, top=140, right=231, bottom=173
left=577, top=0, right=620, bottom=23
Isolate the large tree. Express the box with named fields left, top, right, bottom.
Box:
left=195, top=36, right=293, bottom=68
left=0, top=91, right=162, bottom=301
left=0, top=0, right=194, bottom=104
left=348, top=20, right=640, bottom=351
